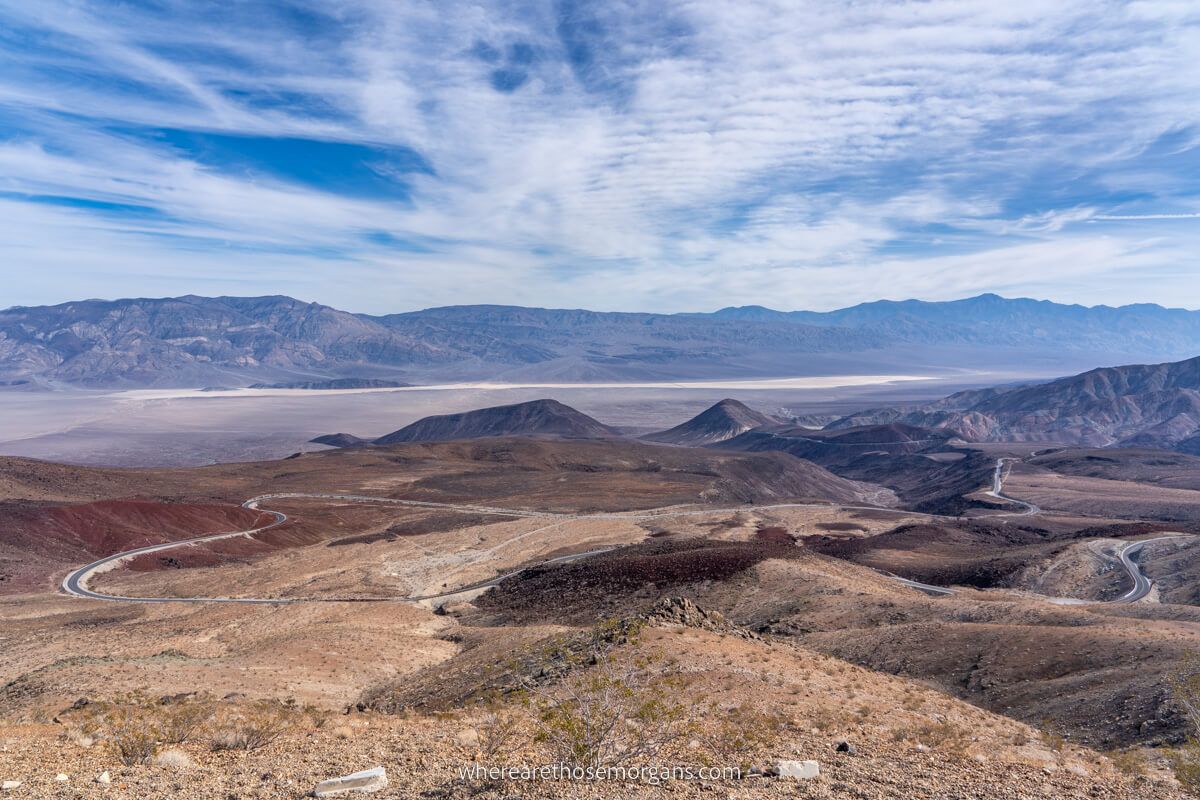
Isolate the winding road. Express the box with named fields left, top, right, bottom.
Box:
left=61, top=506, right=292, bottom=604
left=986, top=457, right=1040, bottom=516
left=59, top=457, right=1176, bottom=606
left=1113, top=535, right=1187, bottom=603
left=61, top=492, right=942, bottom=605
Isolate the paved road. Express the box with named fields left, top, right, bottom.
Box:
left=61, top=506, right=293, bottom=604
left=61, top=493, right=941, bottom=605
left=57, top=461, right=1158, bottom=606
left=985, top=457, right=1040, bottom=516
left=886, top=574, right=956, bottom=596
left=1113, top=535, right=1186, bottom=603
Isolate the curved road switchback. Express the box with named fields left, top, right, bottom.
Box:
left=59, top=460, right=1172, bottom=607
left=986, top=457, right=1040, bottom=516
left=62, top=492, right=945, bottom=605
left=1113, top=535, right=1187, bottom=603
left=61, top=506, right=290, bottom=604
left=983, top=456, right=1182, bottom=603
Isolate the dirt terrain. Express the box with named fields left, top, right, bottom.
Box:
left=4, top=436, right=1200, bottom=796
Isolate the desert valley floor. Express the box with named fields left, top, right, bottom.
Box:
left=5, top=404, right=1200, bottom=798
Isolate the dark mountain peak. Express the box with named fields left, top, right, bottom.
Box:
left=310, top=433, right=369, bottom=448
left=373, top=399, right=620, bottom=445
left=641, top=398, right=778, bottom=446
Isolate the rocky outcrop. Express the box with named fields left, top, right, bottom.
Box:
left=642, top=597, right=760, bottom=640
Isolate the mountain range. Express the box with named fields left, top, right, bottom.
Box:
left=832, top=356, right=1200, bottom=451
left=4, top=293, right=1200, bottom=387
left=313, top=353, right=1200, bottom=456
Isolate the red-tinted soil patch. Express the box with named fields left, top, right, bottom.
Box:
left=0, top=499, right=267, bottom=593
left=754, top=526, right=797, bottom=545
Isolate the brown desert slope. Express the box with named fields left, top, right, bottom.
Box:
left=0, top=437, right=891, bottom=594
left=6, top=437, right=1200, bottom=796
left=461, top=538, right=1200, bottom=749
left=1027, top=447, right=1200, bottom=490
left=833, top=354, right=1200, bottom=448
left=716, top=424, right=989, bottom=514
left=0, top=500, right=267, bottom=594
left=640, top=398, right=779, bottom=445
left=3, top=619, right=1180, bottom=799
left=372, top=399, right=621, bottom=444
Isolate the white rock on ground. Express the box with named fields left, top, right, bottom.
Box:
left=96, top=772, right=111, bottom=784
left=777, top=760, right=820, bottom=779
left=2, top=781, right=22, bottom=791
left=153, top=749, right=195, bottom=769
left=55, top=774, right=69, bottom=781
left=313, top=767, right=388, bottom=796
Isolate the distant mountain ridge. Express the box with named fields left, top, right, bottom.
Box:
left=5, top=293, right=1200, bottom=387
left=832, top=355, right=1200, bottom=450
left=710, top=293, right=1200, bottom=351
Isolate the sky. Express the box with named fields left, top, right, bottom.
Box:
left=1, top=1, right=1199, bottom=314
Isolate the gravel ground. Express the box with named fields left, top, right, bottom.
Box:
left=0, top=712, right=1184, bottom=800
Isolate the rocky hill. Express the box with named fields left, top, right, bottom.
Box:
left=309, top=433, right=369, bottom=448
left=715, top=424, right=984, bottom=514
left=7, top=293, right=1200, bottom=386
left=831, top=355, right=1200, bottom=449
left=641, top=398, right=779, bottom=446
left=372, top=399, right=620, bottom=444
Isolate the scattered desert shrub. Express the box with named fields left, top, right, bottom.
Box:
left=1037, top=718, right=1067, bottom=753
left=470, top=694, right=525, bottom=763
left=810, top=708, right=837, bottom=732
left=158, top=698, right=212, bottom=744
left=1170, top=664, right=1200, bottom=793
left=698, top=703, right=787, bottom=768
left=304, top=704, right=333, bottom=730
left=512, top=620, right=697, bottom=771
left=102, top=705, right=162, bottom=766
left=210, top=701, right=294, bottom=752
left=911, top=721, right=971, bottom=757
left=525, top=650, right=694, bottom=769
left=1108, top=748, right=1146, bottom=777
left=66, top=695, right=172, bottom=765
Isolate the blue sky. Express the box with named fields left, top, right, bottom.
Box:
left=1, top=0, right=1199, bottom=313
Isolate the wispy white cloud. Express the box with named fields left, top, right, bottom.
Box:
left=1094, top=212, right=1200, bottom=220
left=0, top=0, right=1199, bottom=311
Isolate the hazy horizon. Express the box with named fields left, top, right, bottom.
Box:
left=8, top=290, right=1200, bottom=317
